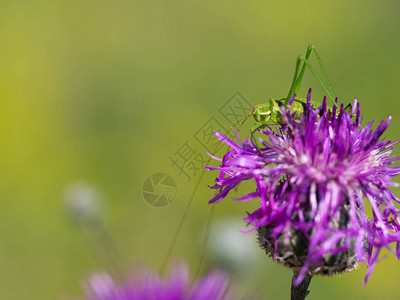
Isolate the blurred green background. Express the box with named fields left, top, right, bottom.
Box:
left=1, top=0, right=400, bottom=299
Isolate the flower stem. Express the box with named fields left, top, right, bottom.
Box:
left=291, top=271, right=312, bottom=300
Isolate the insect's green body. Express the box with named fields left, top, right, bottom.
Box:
left=249, top=98, right=313, bottom=150
left=251, top=100, right=282, bottom=128
left=250, top=97, right=316, bottom=130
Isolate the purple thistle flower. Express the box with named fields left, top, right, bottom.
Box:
left=81, top=262, right=244, bottom=300
left=206, top=92, right=400, bottom=286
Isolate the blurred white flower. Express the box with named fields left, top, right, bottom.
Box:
left=64, top=180, right=104, bottom=227
left=208, top=218, right=260, bottom=272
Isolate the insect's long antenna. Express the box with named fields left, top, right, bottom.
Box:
left=159, top=165, right=208, bottom=276
left=160, top=111, right=253, bottom=276
left=195, top=113, right=253, bottom=278
left=194, top=203, right=215, bottom=278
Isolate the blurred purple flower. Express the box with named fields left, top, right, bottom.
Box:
left=81, top=262, right=243, bottom=300
left=207, top=92, right=400, bottom=285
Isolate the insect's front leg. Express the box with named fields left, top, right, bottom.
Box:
left=250, top=122, right=266, bottom=154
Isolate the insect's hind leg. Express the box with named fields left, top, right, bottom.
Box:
left=297, top=55, right=336, bottom=104
left=286, top=53, right=305, bottom=106
left=288, top=45, right=337, bottom=104
left=309, top=45, right=336, bottom=100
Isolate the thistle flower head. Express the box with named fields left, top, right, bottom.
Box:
left=207, top=92, right=400, bottom=285
left=81, top=262, right=243, bottom=300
